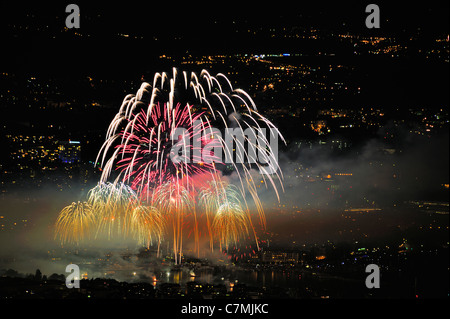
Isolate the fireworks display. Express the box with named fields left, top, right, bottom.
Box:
left=87, top=182, right=138, bottom=239
left=54, top=68, right=284, bottom=264
left=54, top=201, right=96, bottom=244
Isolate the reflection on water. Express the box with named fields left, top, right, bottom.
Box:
left=160, top=267, right=304, bottom=289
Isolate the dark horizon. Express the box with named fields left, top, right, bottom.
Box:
left=1, top=1, right=449, bottom=75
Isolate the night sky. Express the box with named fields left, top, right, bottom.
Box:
left=1, top=1, right=449, bottom=75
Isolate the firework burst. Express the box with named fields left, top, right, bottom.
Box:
left=87, top=182, right=138, bottom=239
left=54, top=201, right=96, bottom=245
left=212, top=202, right=249, bottom=251
left=55, top=68, right=284, bottom=264
left=129, top=205, right=165, bottom=254
left=200, top=179, right=252, bottom=251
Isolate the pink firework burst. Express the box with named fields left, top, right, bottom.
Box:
left=114, top=101, right=221, bottom=195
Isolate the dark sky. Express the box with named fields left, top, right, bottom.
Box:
left=1, top=1, right=448, bottom=78
left=2, top=2, right=448, bottom=32
left=2, top=1, right=448, bottom=44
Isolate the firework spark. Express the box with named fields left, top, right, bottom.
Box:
left=129, top=205, right=165, bottom=254
left=87, top=182, right=138, bottom=239
left=54, top=201, right=96, bottom=245
left=55, top=69, right=284, bottom=264
left=200, top=179, right=252, bottom=251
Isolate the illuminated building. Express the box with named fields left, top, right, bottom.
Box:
left=58, top=141, right=81, bottom=164
left=261, top=250, right=299, bottom=264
